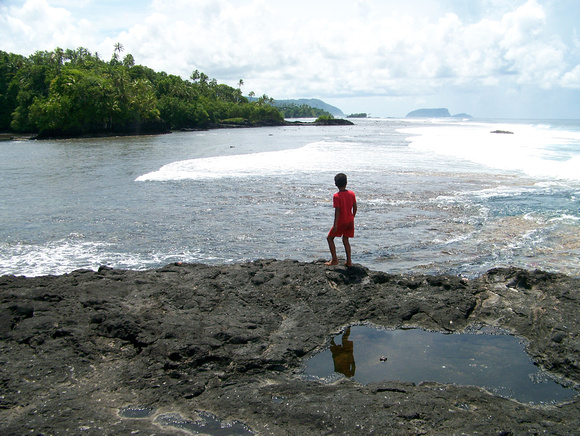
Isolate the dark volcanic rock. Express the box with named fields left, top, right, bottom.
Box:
left=313, top=118, right=354, bottom=126
left=0, top=260, right=579, bottom=435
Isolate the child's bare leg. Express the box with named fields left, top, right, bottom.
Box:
left=343, top=236, right=352, bottom=266
left=326, top=235, right=339, bottom=265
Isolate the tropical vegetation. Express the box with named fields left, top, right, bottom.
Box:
left=314, top=115, right=354, bottom=126
left=0, top=46, right=286, bottom=138
left=274, top=103, right=332, bottom=118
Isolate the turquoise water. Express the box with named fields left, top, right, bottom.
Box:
left=0, top=118, right=579, bottom=277
left=303, top=326, right=578, bottom=404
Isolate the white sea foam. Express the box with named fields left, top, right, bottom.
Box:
left=549, top=214, right=580, bottom=222
left=0, top=236, right=249, bottom=277
left=432, top=185, right=535, bottom=205
left=138, top=118, right=580, bottom=183
left=401, top=121, right=580, bottom=181
left=0, top=237, right=169, bottom=277
left=0, top=238, right=114, bottom=277
left=136, top=141, right=338, bottom=181
left=135, top=140, right=393, bottom=182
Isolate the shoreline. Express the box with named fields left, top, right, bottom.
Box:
left=0, top=118, right=354, bottom=142
left=1, top=260, right=578, bottom=434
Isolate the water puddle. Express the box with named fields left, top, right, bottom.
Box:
left=119, top=406, right=156, bottom=418
left=302, top=326, right=578, bottom=404
left=155, top=411, right=253, bottom=435
left=119, top=407, right=253, bottom=435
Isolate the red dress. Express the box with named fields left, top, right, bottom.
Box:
left=328, top=190, right=356, bottom=237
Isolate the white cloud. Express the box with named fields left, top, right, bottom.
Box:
left=561, top=65, right=580, bottom=89
left=0, top=0, right=96, bottom=53
left=139, top=0, right=564, bottom=98
left=1, top=0, right=579, bottom=117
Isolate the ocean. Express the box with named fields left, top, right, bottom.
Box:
left=1, top=117, right=578, bottom=278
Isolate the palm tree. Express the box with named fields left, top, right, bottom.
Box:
left=54, top=47, right=64, bottom=66
left=235, top=79, right=244, bottom=103
left=65, top=48, right=77, bottom=63
left=112, top=43, right=124, bottom=63
left=123, top=54, right=135, bottom=68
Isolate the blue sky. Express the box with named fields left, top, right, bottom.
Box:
left=1, top=0, right=579, bottom=118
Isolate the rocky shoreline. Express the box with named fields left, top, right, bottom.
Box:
left=1, top=260, right=579, bottom=435
left=1, top=118, right=354, bottom=142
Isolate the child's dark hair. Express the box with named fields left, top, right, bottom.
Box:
left=334, top=173, right=347, bottom=188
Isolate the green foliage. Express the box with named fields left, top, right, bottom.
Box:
left=314, top=115, right=353, bottom=126
left=0, top=46, right=285, bottom=137
left=347, top=113, right=367, bottom=118
left=278, top=103, right=332, bottom=118
left=314, top=115, right=335, bottom=123
left=0, top=52, right=25, bottom=130
left=221, top=117, right=247, bottom=125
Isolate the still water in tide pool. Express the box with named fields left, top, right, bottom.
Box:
left=0, top=118, right=579, bottom=277
left=302, top=326, right=578, bottom=404
left=118, top=408, right=253, bottom=435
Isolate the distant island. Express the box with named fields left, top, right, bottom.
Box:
left=347, top=113, right=368, bottom=118
left=406, top=108, right=473, bottom=119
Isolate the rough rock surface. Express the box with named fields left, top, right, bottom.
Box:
left=0, top=260, right=579, bottom=435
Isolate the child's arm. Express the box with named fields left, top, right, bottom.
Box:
left=332, top=207, right=340, bottom=230
left=353, top=201, right=357, bottom=217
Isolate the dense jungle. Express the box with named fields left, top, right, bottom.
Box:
left=0, top=45, right=329, bottom=138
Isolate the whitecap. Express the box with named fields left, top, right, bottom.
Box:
left=400, top=121, right=580, bottom=181
left=135, top=140, right=391, bottom=182
left=136, top=141, right=339, bottom=181
left=0, top=236, right=205, bottom=277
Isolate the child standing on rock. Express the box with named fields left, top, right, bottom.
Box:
left=326, top=173, right=357, bottom=267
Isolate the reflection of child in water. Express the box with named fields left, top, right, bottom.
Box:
left=330, top=327, right=356, bottom=378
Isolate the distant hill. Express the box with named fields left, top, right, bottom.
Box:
left=274, top=98, right=344, bottom=117
left=406, top=108, right=472, bottom=118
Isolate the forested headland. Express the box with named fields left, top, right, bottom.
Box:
left=0, top=46, right=332, bottom=139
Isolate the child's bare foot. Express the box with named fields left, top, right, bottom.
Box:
left=325, top=260, right=339, bottom=266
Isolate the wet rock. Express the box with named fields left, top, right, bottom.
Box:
left=0, top=260, right=579, bottom=435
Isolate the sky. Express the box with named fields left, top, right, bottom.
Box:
left=1, top=0, right=580, bottom=119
